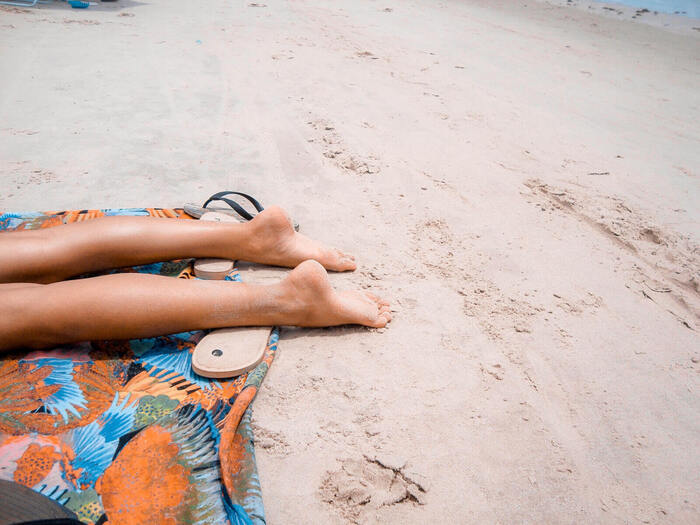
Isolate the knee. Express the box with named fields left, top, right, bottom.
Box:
left=0, top=231, right=65, bottom=284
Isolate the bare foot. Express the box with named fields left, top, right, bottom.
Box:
left=275, top=260, right=391, bottom=328
left=246, top=206, right=357, bottom=272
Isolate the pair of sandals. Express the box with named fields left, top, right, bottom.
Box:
left=184, top=192, right=291, bottom=379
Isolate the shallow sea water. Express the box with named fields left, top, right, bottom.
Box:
left=595, top=0, right=700, bottom=17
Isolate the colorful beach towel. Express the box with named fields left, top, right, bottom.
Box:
left=0, top=208, right=276, bottom=525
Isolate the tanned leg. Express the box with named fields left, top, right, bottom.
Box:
left=0, top=261, right=391, bottom=351
left=0, top=206, right=355, bottom=284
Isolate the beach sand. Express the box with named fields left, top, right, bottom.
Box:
left=1, top=0, right=698, bottom=522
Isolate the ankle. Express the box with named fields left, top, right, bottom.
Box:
left=221, top=219, right=265, bottom=262
left=252, top=280, right=305, bottom=326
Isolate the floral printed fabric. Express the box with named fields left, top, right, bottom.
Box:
left=0, top=208, right=275, bottom=524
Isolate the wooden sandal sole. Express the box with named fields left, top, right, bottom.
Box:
left=192, top=212, right=275, bottom=378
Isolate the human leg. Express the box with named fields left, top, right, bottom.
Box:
left=0, top=206, right=355, bottom=284
left=0, top=260, right=390, bottom=351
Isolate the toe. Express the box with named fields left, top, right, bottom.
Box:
left=366, top=293, right=389, bottom=307
left=321, top=249, right=356, bottom=272
left=340, top=258, right=357, bottom=271
left=373, top=311, right=391, bottom=327
left=367, top=303, right=392, bottom=327
left=335, top=251, right=357, bottom=271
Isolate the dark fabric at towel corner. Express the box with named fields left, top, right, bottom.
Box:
left=0, top=208, right=276, bottom=525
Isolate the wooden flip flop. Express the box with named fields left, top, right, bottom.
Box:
left=184, top=190, right=299, bottom=231
left=192, top=326, right=270, bottom=378
left=191, top=263, right=287, bottom=378
left=192, top=211, right=283, bottom=378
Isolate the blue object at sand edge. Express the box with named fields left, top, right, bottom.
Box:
left=69, top=0, right=89, bottom=8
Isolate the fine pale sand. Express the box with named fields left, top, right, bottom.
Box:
left=1, top=0, right=698, bottom=522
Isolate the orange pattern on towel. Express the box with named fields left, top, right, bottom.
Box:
left=97, top=425, right=189, bottom=525
left=13, top=443, right=60, bottom=488
left=0, top=355, right=121, bottom=437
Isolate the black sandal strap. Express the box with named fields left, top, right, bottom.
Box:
left=202, top=191, right=264, bottom=221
